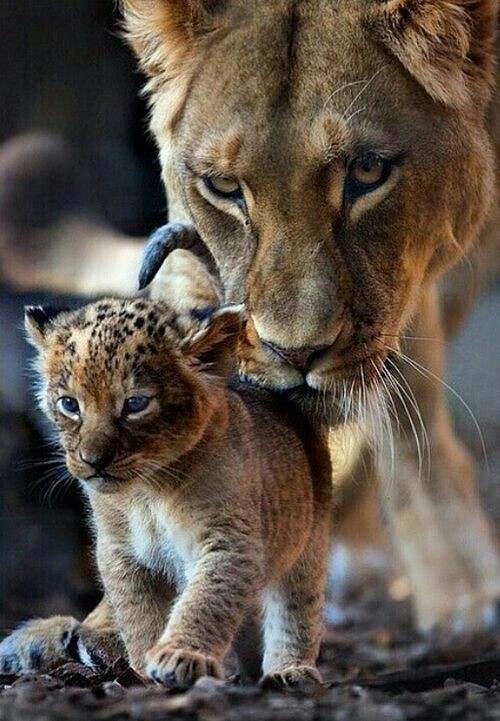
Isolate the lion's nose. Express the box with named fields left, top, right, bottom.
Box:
left=79, top=448, right=116, bottom=472
left=262, top=340, right=331, bottom=372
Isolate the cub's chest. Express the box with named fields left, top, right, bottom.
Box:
left=126, top=499, right=197, bottom=584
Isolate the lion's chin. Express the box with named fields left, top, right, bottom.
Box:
left=79, top=477, right=122, bottom=495
left=280, top=385, right=346, bottom=427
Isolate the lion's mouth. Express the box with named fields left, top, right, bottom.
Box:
left=247, top=345, right=390, bottom=391
left=239, top=337, right=396, bottom=426
left=306, top=347, right=389, bottom=390
left=280, top=352, right=393, bottom=427
left=86, top=471, right=121, bottom=483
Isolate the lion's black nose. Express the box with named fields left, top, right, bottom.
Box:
left=79, top=448, right=116, bottom=472
left=262, top=340, right=330, bottom=372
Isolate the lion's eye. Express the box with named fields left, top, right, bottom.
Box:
left=203, top=175, right=243, bottom=201
left=123, top=396, right=151, bottom=416
left=347, top=153, right=392, bottom=196
left=57, top=396, right=80, bottom=420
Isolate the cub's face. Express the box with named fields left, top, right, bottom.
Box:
left=25, top=299, right=241, bottom=493
left=124, top=0, right=497, bottom=405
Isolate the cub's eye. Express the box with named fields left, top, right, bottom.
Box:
left=347, top=153, right=392, bottom=197
left=203, top=175, right=243, bottom=202
left=57, top=396, right=80, bottom=420
left=123, top=396, right=151, bottom=416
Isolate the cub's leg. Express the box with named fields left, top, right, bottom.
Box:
left=382, top=283, right=500, bottom=633
left=144, top=540, right=262, bottom=687
left=96, top=548, right=176, bottom=674
left=72, top=597, right=125, bottom=670
left=261, top=501, right=331, bottom=691
left=0, top=596, right=122, bottom=674
left=232, top=606, right=263, bottom=683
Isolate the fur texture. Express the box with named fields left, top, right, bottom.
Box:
left=365, top=0, right=498, bottom=107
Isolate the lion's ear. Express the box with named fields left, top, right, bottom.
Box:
left=121, top=0, right=225, bottom=128
left=365, top=0, right=498, bottom=107
left=121, top=0, right=221, bottom=78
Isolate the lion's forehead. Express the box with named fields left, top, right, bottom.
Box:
left=49, top=299, right=181, bottom=389
left=206, top=5, right=381, bottom=96
left=184, top=4, right=410, bottom=174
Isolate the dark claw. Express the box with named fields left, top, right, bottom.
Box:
left=260, top=673, right=286, bottom=691
left=138, top=221, right=203, bottom=291
left=151, top=668, right=170, bottom=684
left=1, top=654, right=21, bottom=675
left=28, top=642, right=43, bottom=670
left=64, top=626, right=81, bottom=660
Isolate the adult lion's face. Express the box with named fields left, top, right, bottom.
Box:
left=124, top=0, right=497, bottom=405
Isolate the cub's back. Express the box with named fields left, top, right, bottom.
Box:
left=228, top=381, right=332, bottom=574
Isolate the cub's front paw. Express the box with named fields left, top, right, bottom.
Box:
left=0, top=616, right=79, bottom=674
left=145, top=644, right=223, bottom=687
left=261, top=665, right=322, bottom=692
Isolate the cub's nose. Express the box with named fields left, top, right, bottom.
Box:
left=79, top=448, right=116, bottom=472
left=262, top=340, right=330, bottom=373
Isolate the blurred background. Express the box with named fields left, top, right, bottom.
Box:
left=0, top=1, right=498, bottom=637
left=0, top=0, right=165, bottom=630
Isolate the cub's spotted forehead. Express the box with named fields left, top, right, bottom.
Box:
left=49, top=298, right=185, bottom=378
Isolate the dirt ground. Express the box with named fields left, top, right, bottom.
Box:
left=1, top=591, right=500, bottom=721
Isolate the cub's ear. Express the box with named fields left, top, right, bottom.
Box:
left=182, top=304, right=246, bottom=378
left=365, top=0, right=498, bottom=106
left=24, top=305, right=69, bottom=348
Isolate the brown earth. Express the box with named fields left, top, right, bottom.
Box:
left=1, top=590, right=500, bottom=721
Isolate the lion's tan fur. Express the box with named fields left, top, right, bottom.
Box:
left=119, top=0, right=500, bottom=632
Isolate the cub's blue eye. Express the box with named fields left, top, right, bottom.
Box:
left=123, top=396, right=151, bottom=415
left=57, top=396, right=80, bottom=417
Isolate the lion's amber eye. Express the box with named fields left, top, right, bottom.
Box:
left=350, top=153, right=385, bottom=187
left=346, top=153, right=396, bottom=201
left=203, top=175, right=243, bottom=201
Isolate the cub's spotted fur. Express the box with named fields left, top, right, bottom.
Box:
left=2, top=295, right=331, bottom=689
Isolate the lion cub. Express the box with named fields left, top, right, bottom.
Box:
left=20, top=290, right=331, bottom=689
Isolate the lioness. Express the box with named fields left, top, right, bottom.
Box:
left=1, top=0, right=499, bottom=637
left=121, top=0, right=500, bottom=632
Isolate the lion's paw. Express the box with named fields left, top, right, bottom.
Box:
left=0, top=616, right=122, bottom=675
left=260, top=664, right=322, bottom=692
left=0, top=616, right=80, bottom=674
left=145, top=644, right=223, bottom=687
left=68, top=624, right=124, bottom=672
